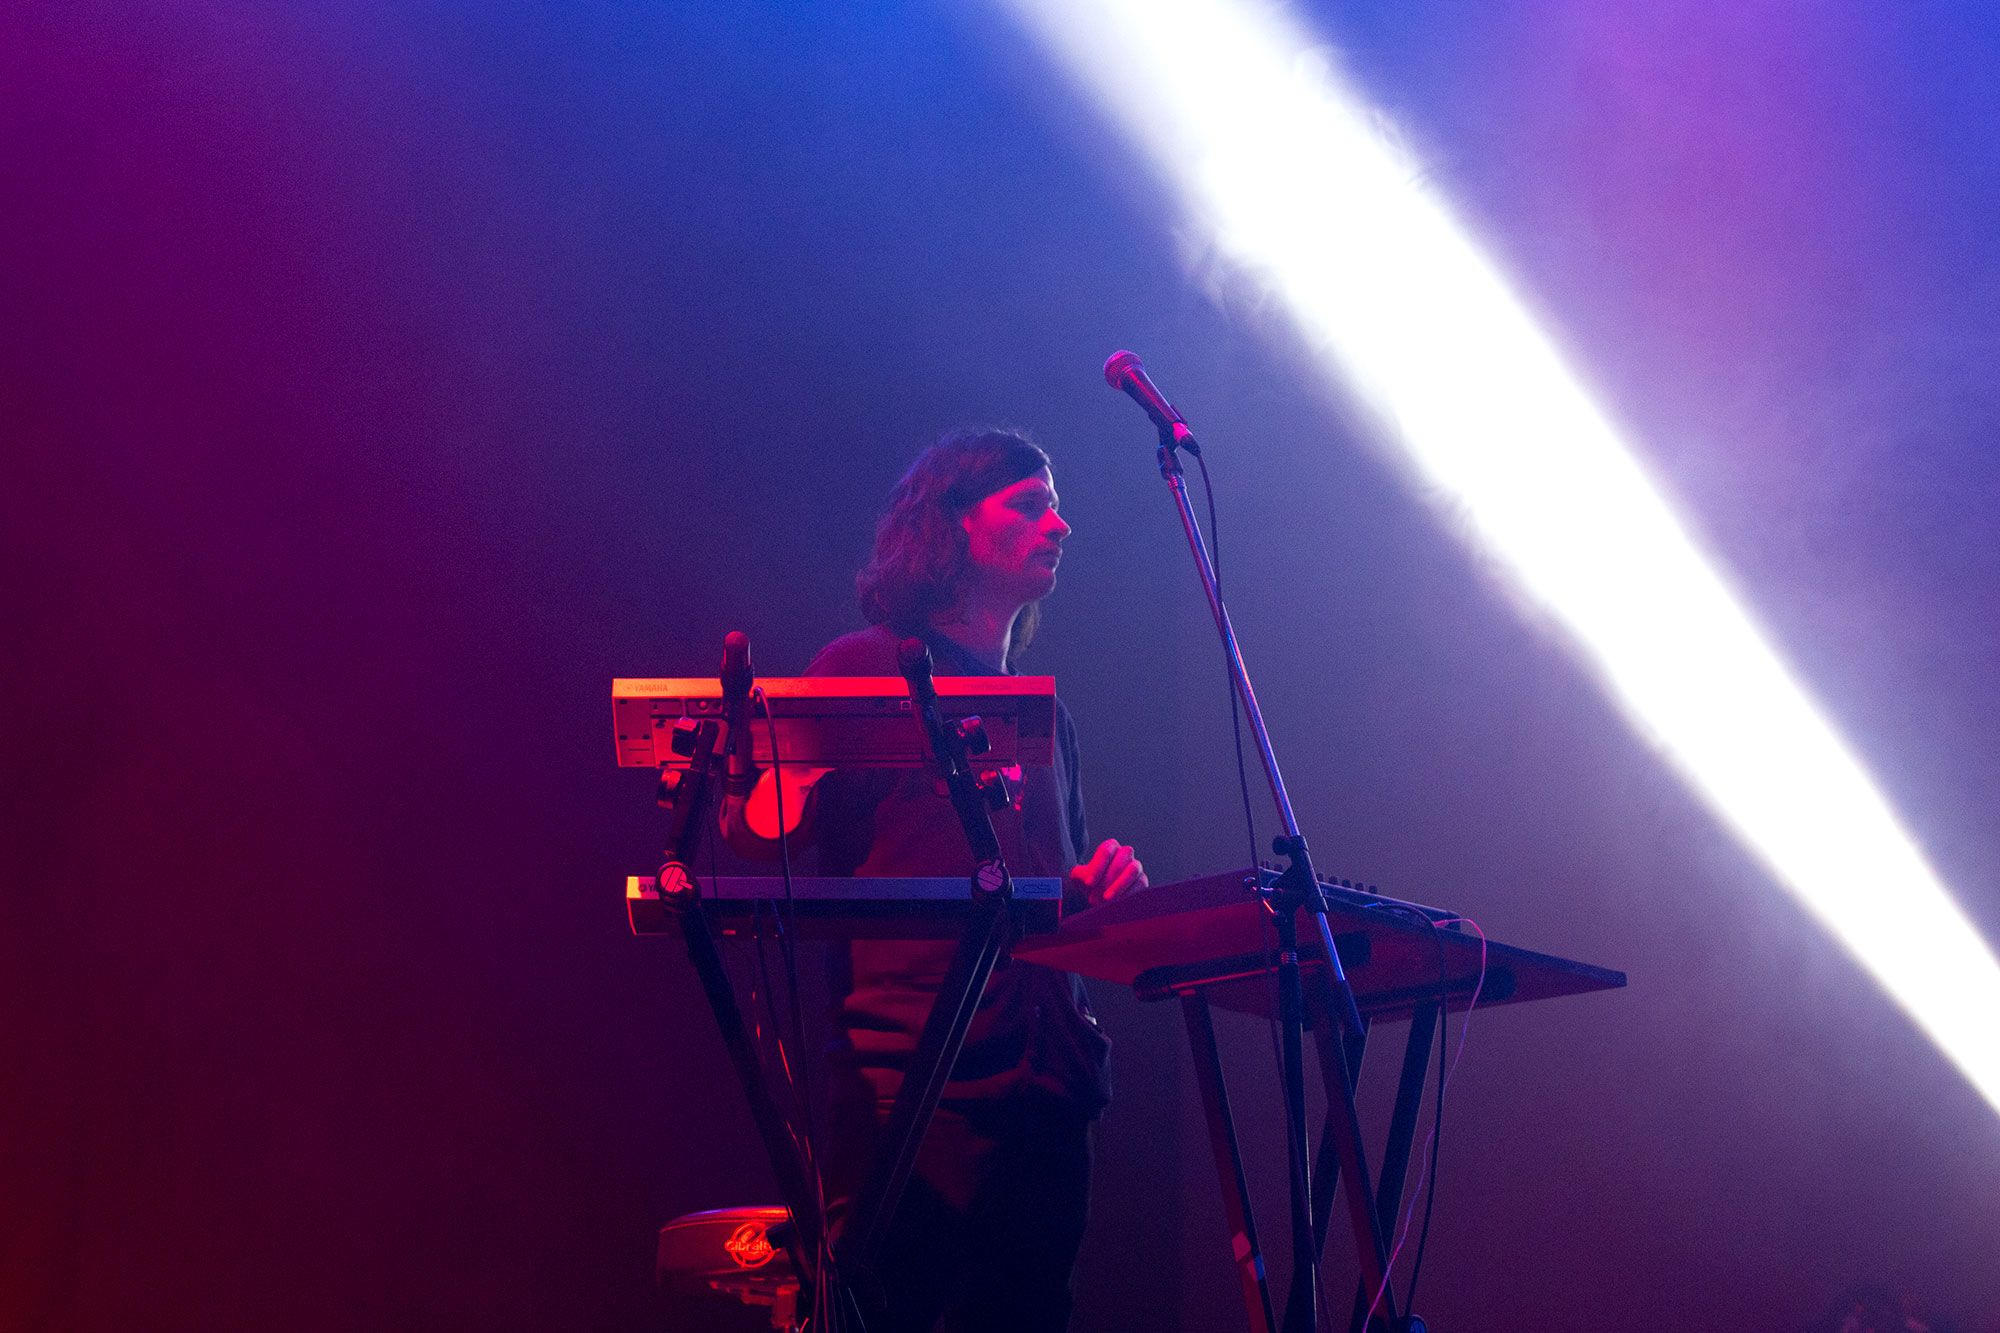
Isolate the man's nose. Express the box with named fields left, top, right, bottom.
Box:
left=1047, top=511, right=1072, bottom=540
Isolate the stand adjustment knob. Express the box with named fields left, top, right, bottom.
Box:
left=977, top=769, right=1013, bottom=810
left=953, top=715, right=991, bottom=756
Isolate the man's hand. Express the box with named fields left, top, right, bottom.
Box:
left=1068, top=838, right=1148, bottom=907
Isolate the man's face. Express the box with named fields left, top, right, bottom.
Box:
left=959, top=467, right=1071, bottom=605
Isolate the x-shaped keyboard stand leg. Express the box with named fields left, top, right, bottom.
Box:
left=835, top=891, right=1012, bottom=1295
left=1168, top=975, right=1441, bottom=1333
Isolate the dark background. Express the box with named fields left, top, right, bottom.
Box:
left=5, top=3, right=1998, bottom=1329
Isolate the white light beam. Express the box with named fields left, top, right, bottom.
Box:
left=998, top=0, right=2000, bottom=1114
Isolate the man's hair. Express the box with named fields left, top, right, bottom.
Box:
left=857, top=427, right=1053, bottom=663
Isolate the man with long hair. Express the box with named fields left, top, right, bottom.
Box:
left=728, top=426, right=1145, bottom=1331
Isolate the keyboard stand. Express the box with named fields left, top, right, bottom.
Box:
left=639, top=638, right=1029, bottom=1331
left=651, top=715, right=828, bottom=1297
left=1019, top=869, right=1625, bottom=1333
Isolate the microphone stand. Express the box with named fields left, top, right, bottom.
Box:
left=1151, top=430, right=1400, bottom=1333
left=834, top=638, right=1018, bottom=1321
left=652, top=650, right=830, bottom=1311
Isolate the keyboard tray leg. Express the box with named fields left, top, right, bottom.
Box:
left=1184, top=993, right=1278, bottom=1333
left=1345, top=1002, right=1437, bottom=1333
left=1287, top=968, right=1395, bottom=1333
left=836, top=893, right=1011, bottom=1286
left=1306, top=1009, right=1370, bottom=1261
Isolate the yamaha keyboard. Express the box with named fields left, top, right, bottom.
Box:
left=613, top=675, right=1055, bottom=770
left=626, top=874, right=1064, bottom=939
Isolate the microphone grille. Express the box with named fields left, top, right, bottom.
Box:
left=1103, top=349, right=1142, bottom=390
left=721, top=630, right=753, bottom=687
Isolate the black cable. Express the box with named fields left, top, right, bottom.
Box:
left=713, top=787, right=811, bottom=1264
left=716, top=775, right=828, bottom=1328
left=1402, top=917, right=1451, bottom=1315
left=1192, top=448, right=1263, bottom=889
left=761, top=691, right=819, bottom=1178
left=1191, top=449, right=1282, bottom=1066
left=715, top=786, right=815, bottom=1325
left=759, top=690, right=839, bottom=1330
left=1344, top=901, right=1441, bottom=1325
left=1359, top=902, right=1486, bottom=1328
left=742, top=857, right=823, bottom=1325
left=1193, top=445, right=1305, bottom=1327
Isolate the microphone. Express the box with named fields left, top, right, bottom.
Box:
left=895, top=636, right=934, bottom=698
left=721, top=630, right=753, bottom=699
left=721, top=631, right=757, bottom=797
left=1103, top=350, right=1200, bottom=454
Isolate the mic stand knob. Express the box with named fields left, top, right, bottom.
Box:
left=952, top=715, right=991, bottom=755
left=976, top=769, right=1013, bottom=811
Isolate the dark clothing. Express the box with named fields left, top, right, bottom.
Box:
left=796, top=624, right=1106, bottom=1333
left=804, top=625, right=1111, bottom=1115
left=829, top=1096, right=1092, bottom=1333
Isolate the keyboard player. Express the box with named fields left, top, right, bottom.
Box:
left=723, top=427, right=1146, bottom=1333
